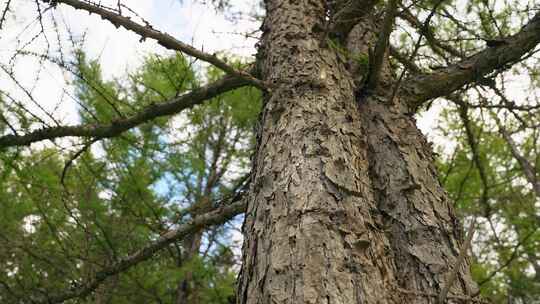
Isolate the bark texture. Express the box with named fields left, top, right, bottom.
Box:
left=238, top=0, right=477, bottom=303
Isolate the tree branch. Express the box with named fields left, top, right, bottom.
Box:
left=399, top=6, right=465, bottom=59
left=455, top=99, right=491, bottom=217
left=473, top=228, right=538, bottom=296
left=438, top=218, right=476, bottom=304
left=0, top=0, right=12, bottom=29
left=45, top=0, right=267, bottom=89
left=365, top=0, right=397, bottom=91
left=405, top=12, right=540, bottom=110
left=389, top=44, right=423, bottom=74
left=329, top=0, right=379, bottom=39
left=388, top=0, right=445, bottom=103
left=37, top=199, right=247, bottom=304
left=0, top=75, right=248, bottom=149
left=492, top=115, right=540, bottom=197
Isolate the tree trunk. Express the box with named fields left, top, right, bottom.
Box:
left=237, top=1, right=477, bottom=303
left=176, top=229, right=203, bottom=304
left=176, top=196, right=211, bottom=304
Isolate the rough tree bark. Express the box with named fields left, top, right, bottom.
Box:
left=237, top=1, right=476, bottom=303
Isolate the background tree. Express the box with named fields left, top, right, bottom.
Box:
left=0, top=0, right=539, bottom=303
left=0, top=46, right=260, bottom=303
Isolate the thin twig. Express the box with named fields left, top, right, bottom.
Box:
left=45, top=0, right=267, bottom=90
left=60, top=138, right=98, bottom=187
left=0, top=75, right=249, bottom=149
left=0, top=0, right=12, bottom=30
left=390, top=0, right=446, bottom=103
left=473, top=228, right=538, bottom=295
left=37, top=198, right=247, bottom=304
left=438, top=217, right=477, bottom=304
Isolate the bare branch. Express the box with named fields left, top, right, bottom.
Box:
left=473, top=228, right=538, bottom=295
left=399, top=6, right=465, bottom=59
left=405, top=12, right=540, bottom=110
left=389, top=45, right=423, bottom=74
left=0, top=75, right=249, bottom=149
left=0, top=0, right=12, bottom=30
left=438, top=218, right=476, bottom=304
left=44, top=0, right=267, bottom=90
left=37, top=198, right=247, bottom=304
left=365, top=0, right=397, bottom=91
left=60, top=138, right=98, bottom=187
left=329, top=0, right=379, bottom=38
left=389, top=0, right=445, bottom=104
left=492, top=115, right=540, bottom=197
left=455, top=99, right=491, bottom=217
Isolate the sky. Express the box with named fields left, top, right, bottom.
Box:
left=1, top=1, right=537, bottom=145
left=0, top=0, right=261, bottom=245
left=0, top=0, right=260, bottom=128
left=0, top=0, right=447, bottom=136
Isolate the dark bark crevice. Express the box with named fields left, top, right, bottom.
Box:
left=359, top=96, right=478, bottom=302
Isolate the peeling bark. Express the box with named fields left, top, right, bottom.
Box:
left=238, top=1, right=477, bottom=303
left=360, top=97, right=477, bottom=302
